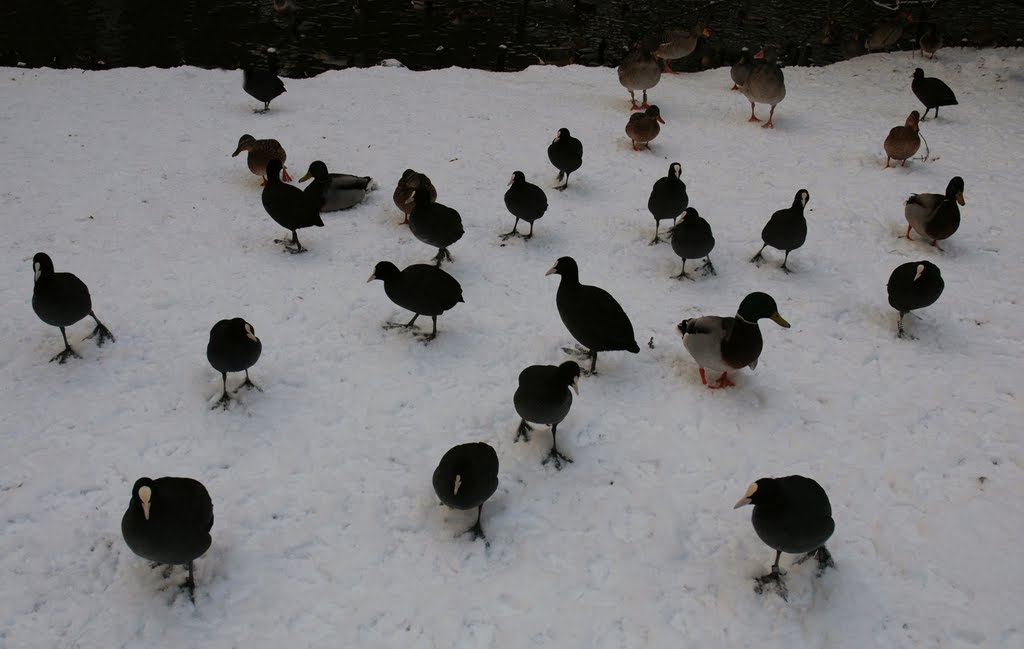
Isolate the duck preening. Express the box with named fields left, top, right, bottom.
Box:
left=734, top=475, right=835, bottom=600
left=121, top=476, right=214, bottom=603
left=31, top=252, right=115, bottom=363
left=677, top=292, right=790, bottom=388
left=513, top=361, right=581, bottom=469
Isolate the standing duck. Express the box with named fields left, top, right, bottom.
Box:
left=741, top=47, right=786, bottom=128
left=31, top=252, right=115, bottom=363
left=751, top=189, right=810, bottom=272
left=734, top=475, right=835, bottom=600
left=547, top=128, right=583, bottom=191
left=546, top=256, right=640, bottom=374
left=207, top=318, right=262, bottom=409
left=514, top=361, right=581, bottom=469
left=407, top=190, right=464, bottom=265
left=883, top=110, right=921, bottom=168
left=918, top=23, right=942, bottom=59
left=232, top=134, right=291, bottom=185
left=432, top=442, right=499, bottom=543
left=617, top=42, right=661, bottom=110
left=912, top=68, right=957, bottom=119
left=393, top=169, right=436, bottom=224
left=502, top=171, right=548, bottom=240
left=730, top=48, right=754, bottom=89
left=887, top=261, right=944, bottom=338
left=904, top=176, right=965, bottom=249
left=298, top=161, right=373, bottom=212
left=242, top=49, right=286, bottom=112
left=262, top=158, right=324, bottom=253
left=367, top=261, right=463, bottom=341
left=669, top=208, right=716, bottom=279
left=647, top=162, right=688, bottom=244
left=625, top=105, right=665, bottom=151
left=121, top=476, right=214, bottom=602
left=655, top=24, right=710, bottom=73
left=676, top=292, right=790, bottom=388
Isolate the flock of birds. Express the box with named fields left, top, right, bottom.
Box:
left=27, top=22, right=971, bottom=604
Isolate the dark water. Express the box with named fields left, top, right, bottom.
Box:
left=0, top=1, right=1018, bottom=75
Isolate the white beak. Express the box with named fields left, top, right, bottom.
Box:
left=366, top=273, right=376, bottom=283
left=142, top=500, right=151, bottom=520
left=34, top=262, right=41, bottom=282
left=544, top=262, right=558, bottom=276
left=570, top=376, right=580, bottom=395
left=405, top=190, right=416, bottom=204
left=507, top=175, right=514, bottom=187
left=913, top=264, right=924, bottom=282
left=733, top=497, right=752, bottom=509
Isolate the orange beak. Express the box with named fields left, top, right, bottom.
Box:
left=754, top=48, right=766, bottom=59
left=702, top=27, right=711, bottom=37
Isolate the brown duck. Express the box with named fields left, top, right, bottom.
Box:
left=232, top=134, right=291, bottom=185
left=883, top=110, right=921, bottom=168
left=625, top=105, right=665, bottom=151
left=655, top=24, right=710, bottom=73
left=617, top=42, right=661, bottom=110
left=393, top=169, right=437, bottom=225
left=741, top=47, right=785, bottom=128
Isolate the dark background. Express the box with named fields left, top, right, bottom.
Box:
left=0, top=0, right=1016, bottom=74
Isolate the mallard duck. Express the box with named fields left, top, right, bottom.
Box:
left=730, top=48, right=754, bottom=90
left=31, top=252, right=115, bottom=363
left=884, top=110, right=921, bottom=168
left=206, top=318, right=262, bottom=409
left=546, top=256, right=640, bottom=374
left=751, top=189, right=810, bottom=272
left=669, top=208, right=715, bottom=279
left=647, top=162, right=688, bottom=244
left=261, top=158, right=324, bottom=253
left=741, top=47, right=785, bottom=128
left=432, top=442, right=498, bottom=543
left=734, top=476, right=835, bottom=600
left=514, top=361, right=581, bottom=470
left=367, top=261, right=464, bottom=341
left=547, top=128, right=583, bottom=190
left=887, top=261, right=944, bottom=338
left=232, top=134, right=291, bottom=184
left=904, top=176, right=965, bottom=249
left=502, top=171, right=548, bottom=240
left=655, top=24, right=710, bottom=73
left=298, top=161, right=373, bottom=212
left=676, top=292, right=790, bottom=388
left=393, top=169, right=437, bottom=224
left=121, top=476, right=214, bottom=602
left=912, top=68, right=957, bottom=119
left=617, top=43, right=661, bottom=110
left=625, top=105, right=665, bottom=150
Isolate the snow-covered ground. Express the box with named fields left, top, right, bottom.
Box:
left=2, top=47, right=1022, bottom=648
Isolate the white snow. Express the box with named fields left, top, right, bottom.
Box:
left=2, top=47, right=1023, bottom=648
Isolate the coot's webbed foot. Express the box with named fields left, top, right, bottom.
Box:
left=212, top=391, right=232, bottom=410
left=541, top=446, right=574, bottom=470
left=463, top=519, right=486, bottom=543
left=85, top=317, right=115, bottom=346
left=184, top=560, right=197, bottom=604
left=750, top=252, right=765, bottom=265
left=701, top=257, right=716, bottom=276
left=754, top=566, right=788, bottom=600
left=795, top=546, right=835, bottom=575
left=780, top=264, right=793, bottom=274
left=414, top=332, right=437, bottom=343
left=50, top=346, right=82, bottom=364
left=237, top=371, right=262, bottom=392
left=515, top=419, right=533, bottom=442
left=672, top=262, right=692, bottom=280
left=499, top=229, right=520, bottom=241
